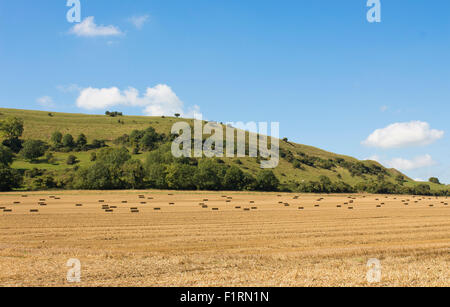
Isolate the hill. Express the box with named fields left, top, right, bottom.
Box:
left=0, top=108, right=448, bottom=194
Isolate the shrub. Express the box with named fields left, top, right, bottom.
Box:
left=66, top=155, right=78, bottom=165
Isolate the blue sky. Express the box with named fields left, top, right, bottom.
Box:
left=0, top=0, right=448, bottom=183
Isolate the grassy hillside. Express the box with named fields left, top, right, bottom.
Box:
left=0, top=108, right=448, bottom=193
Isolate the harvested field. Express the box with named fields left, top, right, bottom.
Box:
left=0, top=191, right=448, bottom=287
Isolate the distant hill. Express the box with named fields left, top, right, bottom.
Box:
left=0, top=108, right=448, bottom=194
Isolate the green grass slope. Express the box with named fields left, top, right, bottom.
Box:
left=1, top=108, right=448, bottom=193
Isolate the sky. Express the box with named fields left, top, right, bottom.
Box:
left=0, top=0, right=448, bottom=183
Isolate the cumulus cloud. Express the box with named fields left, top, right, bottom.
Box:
left=76, top=84, right=202, bottom=118
left=37, top=96, right=55, bottom=107
left=129, top=15, right=149, bottom=29
left=386, top=154, right=436, bottom=171
left=362, top=121, right=444, bottom=149
left=70, top=17, right=122, bottom=37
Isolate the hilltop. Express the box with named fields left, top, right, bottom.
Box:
left=0, top=108, right=448, bottom=194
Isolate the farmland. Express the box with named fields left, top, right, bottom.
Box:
left=0, top=191, right=448, bottom=287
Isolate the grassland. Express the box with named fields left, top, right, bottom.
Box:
left=1, top=107, right=448, bottom=193
left=0, top=191, right=448, bottom=287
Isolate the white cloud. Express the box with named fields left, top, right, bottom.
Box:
left=69, top=17, right=122, bottom=37
left=386, top=154, right=436, bottom=171
left=56, top=84, right=82, bottom=93
left=37, top=96, right=55, bottom=107
left=380, top=105, right=388, bottom=112
left=365, top=155, right=381, bottom=162
left=76, top=84, right=202, bottom=118
left=362, top=121, right=444, bottom=149
left=129, top=15, right=149, bottom=29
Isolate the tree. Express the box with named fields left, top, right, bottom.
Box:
left=174, top=113, right=181, bottom=118
left=51, top=131, right=63, bottom=146
left=255, top=170, right=279, bottom=191
left=0, top=117, right=24, bottom=140
left=0, top=165, right=22, bottom=191
left=429, top=177, right=441, bottom=185
left=76, top=134, right=87, bottom=147
left=0, top=145, right=13, bottom=166
left=165, top=163, right=196, bottom=190
left=223, top=166, right=246, bottom=190
left=97, top=147, right=131, bottom=169
left=62, top=134, right=75, bottom=148
left=194, top=159, right=226, bottom=190
left=122, top=160, right=145, bottom=189
left=20, top=140, right=47, bottom=161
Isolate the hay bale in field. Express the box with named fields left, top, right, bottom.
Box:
left=13, top=202, right=20, bottom=204
left=314, top=204, right=320, bottom=207
left=110, top=206, right=117, bottom=209
left=147, top=197, right=154, bottom=200
left=298, top=207, right=304, bottom=210
left=235, top=206, right=241, bottom=209
left=169, top=202, right=175, bottom=205
left=55, top=197, right=61, bottom=200
left=131, top=209, right=140, bottom=213
left=138, top=195, right=145, bottom=198
left=284, top=203, right=290, bottom=207
left=278, top=201, right=283, bottom=204
left=243, top=208, right=251, bottom=211
left=39, top=203, right=47, bottom=206
left=122, top=201, right=128, bottom=203
left=250, top=201, right=255, bottom=204
left=376, top=205, right=382, bottom=208
left=251, top=207, right=258, bottom=210
left=105, top=209, right=114, bottom=213
left=348, top=207, right=354, bottom=210
left=203, top=199, right=209, bottom=202
left=98, top=200, right=105, bottom=203
left=202, top=205, right=208, bottom=209
left=39, top=199, right=46, bottom=201
left=75, top=204, right=83, bottom=207
left=30, top=209, right=39, bottom=213
left=226, top=200, right=231, bottom=203
left=349, top=200, right=354, bottom=204
left=21, top=195, right=28, bottom=198
left=212, top=208, right=219, bottom=211
left=429, top=204, right=434, bottom=207
left=336, top=205, right=342, bottom=208
left=140, top=202, right=146, bottom=204
left=3, top=209, right=12, bottom=212
left=168, top=193, right=174, bottom=196
left=130, top=207, right=138, bottom=210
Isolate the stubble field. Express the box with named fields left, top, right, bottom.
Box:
left=0, top=191, right=448, bottom=287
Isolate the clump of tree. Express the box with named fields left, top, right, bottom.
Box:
left=429, top=177, right=441, bottom=185
left=51, top=131, right=106, bottom=152
left=105, top=111, right=123, bottom=117
left=114, top=126, right=168, bottom=152
left=20, top=140, right=48, bottom=162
